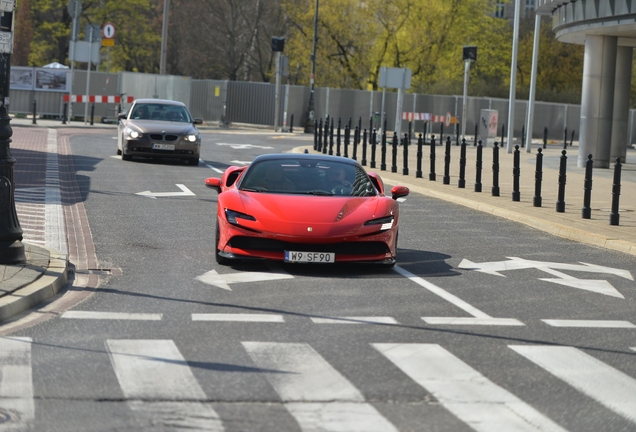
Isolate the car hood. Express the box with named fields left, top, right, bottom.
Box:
left=126, top=120, right=197, bottom=134
left=227, top=192, right=385, bottom=237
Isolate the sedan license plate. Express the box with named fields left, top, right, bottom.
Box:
left=152, top=143, right=175, bottom=150
left=284, top=251, right=335, bottom=263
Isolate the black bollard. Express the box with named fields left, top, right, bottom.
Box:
left=563, top=126, right=568, bottom=149
left=512, top=145, right=520, bottom=201
left=475, top=140, right=483, bottom=192
left=352, top=126, right=359, bottom=161
left=521, top=125, right=525, bottom=148
left=322, top=116, right=329, bottom=154
left=610, top=157, right=622, bottom=225
left=315, top=119, right=321, bottom=151
left=501, top=124, right=505, bottom=149
left=290, top=113, right=294, bottom=133
left=458, top=138, right=466, bottom=188
left=391, top=133, right=398, bottom=173
left=380, top=128, right=387, bottom=171
left=543, top=126, right=548, bottom=149
left=440, top=123, right=444, bottom=145
left=492, top=142, right=500, bottom=196
left=32, top=99, right=37, bottom=125
left=402, top=133, right=409, bottom=175
left=328, top=117, right=334, bottom=155
left=416, top=133, right=423, bottom=178
left=443, top=136, right=451, bottom=185
left=556, top=150, right=567, bottom=213
left=344, top=125, right=349, bottom=158
left=570, top=129, right=575, bottom=147
left=90, top=103, right=95, bottom=126
left=62, top=101, right=68, bottom=124
left=313, top=120, right=318, bottom=151
left=474, top=122, right=478, bottom=146
left=361, top=128, right=368, bottom=166
left=336, top=118, right=342, bottom=156
left=533, top=148, right=543, bottom=207
left=370, top=129, right=377, bottom=168
left=429, top=134, right=437, bottom=181
left=582, top=154, right=593, bottom=219
left=455, top=123, right=460, bottom=146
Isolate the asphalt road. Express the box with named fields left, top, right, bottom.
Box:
left=2, top=129, right=636, bottom=432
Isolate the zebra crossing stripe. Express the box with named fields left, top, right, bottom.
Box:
left=541, top=319, right=636, bottom=328
left=192, top=313, right=285, bottom=322
left=61, top=311, right=162, bottom=320
left=242, top=342, right=398, bottom=432
left=0, top=337, right=34, bottom=426
left=310, top=316, right=398, bottom=325
left=510, top=345, right=636, bottom=423
left=373, top=343, right=568, bottom=432
left=106, top=340, right=224, bottom=431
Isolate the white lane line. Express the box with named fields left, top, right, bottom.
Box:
left=192, top=313, right=284, bottom=322
left=423, top=317, right=525, bottom=326
left=45, top=129, right=67, bottom=254
left=511, top=345, right=636, bottom=424
left=393, top=265, right=524, bottom=326
left=0, top=337, right=34, bottom=427
left=106, top=340, right=224, bottom=431
left=243, top=342, right=398, bottom=432
left=61, top=311, right=162, bottom=321
left=374, top=343, right=567, bottom=432
left=205, top=164, right=225, bottom=173
left=542, top=320, right=636, bottom=328
left=310, top=316, right=398, bottom=325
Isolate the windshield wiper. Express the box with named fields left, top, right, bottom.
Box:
left=241, top=187, right=267, bottom=192
left=303, top=190, right=333, bottom=196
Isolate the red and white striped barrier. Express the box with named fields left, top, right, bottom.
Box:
left=63, top=95, right=135, bottom=103
left=402, top=112, right=460, bottom=125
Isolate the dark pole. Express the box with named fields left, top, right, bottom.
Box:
left=610, top=157, right=622, bottom=226
left=492, top=142, right=500, bottom=196
left=512, top=145, right=520, bottom=201
left=556, top=150, right=567, bottom=213
left=402, top=133, right=409, bottom=175
left=0, top=3, right=26, bottom=264
left=429, top=134, right=436, bottom=181
left=416, top=133, right=423, bottom=178
left=458, top=138, right=466, bottom=188
left=582, top=154, right=593, bottom=219
left=443, top=135, right=451, bottom=184
left=474, top=140, right=483, bottom=192
left=533, top=148, right=543, bottom=207
left=304, top=0, right=319, bottom=134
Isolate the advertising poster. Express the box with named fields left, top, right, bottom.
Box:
left=35, top=68, right=70, bottom=91
left=10, top=67, right=34, bottom=90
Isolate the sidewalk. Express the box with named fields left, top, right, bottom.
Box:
left=1, top=117, right=635, bottom=325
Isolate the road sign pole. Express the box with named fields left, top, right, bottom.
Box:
left=84, top=26, right=93, bottom=125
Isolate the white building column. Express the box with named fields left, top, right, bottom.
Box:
left=578, top=35, right=617, bottom=168
left=610, top=45, right=633, bottom=165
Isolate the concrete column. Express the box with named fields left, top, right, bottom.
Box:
left=578, top=35, right=617, bottom=168
left=610, top=46, right=633, bottom=164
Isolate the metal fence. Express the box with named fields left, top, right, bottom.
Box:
left=8, top=68, right=635, bottom=145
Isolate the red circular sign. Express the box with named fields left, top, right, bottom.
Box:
left=102, top=22, right=116, bottom=39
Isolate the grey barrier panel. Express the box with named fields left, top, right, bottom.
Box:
left=226, top=81, right=275, bottom=126
left=190, top=80, right=225, bottom=122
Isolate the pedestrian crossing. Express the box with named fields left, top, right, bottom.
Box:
left=1, top=338, right=635, bottom=431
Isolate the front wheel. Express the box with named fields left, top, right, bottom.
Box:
left=215, top=220, right=232, bottom=266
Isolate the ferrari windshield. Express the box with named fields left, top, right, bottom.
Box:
left=239, top=159, right=377, bottom=197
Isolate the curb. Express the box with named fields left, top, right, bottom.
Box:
left=0, top=245, right=69, bottom=321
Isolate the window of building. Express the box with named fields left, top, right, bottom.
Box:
left=495, top=1, right=505, bottom=18
left=525, top=0, right=535, bottom=17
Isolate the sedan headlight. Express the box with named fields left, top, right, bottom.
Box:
left=364, top=215, right=394, bottom=231
left=125, top=128, right=142, bottom=139
left=185, top=134, right=199, bottom=143
left=225, top=209, right=257, bottom=226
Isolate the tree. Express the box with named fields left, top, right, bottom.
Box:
left=13, top=0, right=34, bottom=66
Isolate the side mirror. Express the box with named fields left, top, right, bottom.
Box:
left=193, top=118, right=203, bottom=125
left=117, top=113, right=127, bottom=120
left=205, top=177, right=222, bottom=193
left=391, top=185, right=409, bottom=200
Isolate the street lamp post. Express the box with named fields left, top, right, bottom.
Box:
left=160, top=0, right=170, bottom=75
left=0, top=0, right=26, bottom=264
left=304, top=0, right=318, bottom=134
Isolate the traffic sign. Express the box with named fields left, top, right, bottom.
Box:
left=102, top=22, right=116, bottom=39
left=102, top=39, right=114, bottom=47
left=67, top=0, right=81, bottom=18
left=445, top=112, right=452, bottom=127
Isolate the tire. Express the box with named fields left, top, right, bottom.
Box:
left=215, top=220, right=232, bottom=266
left=116, top=148, right=122, bottom=155
left=122, top=153, right=132, bottom=161
left=188, top=157, right=199, bottom=166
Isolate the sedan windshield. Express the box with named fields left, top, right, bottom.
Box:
left=239, top=160, right=377, bottom=197
left=130, top=103, right=192, bottom=122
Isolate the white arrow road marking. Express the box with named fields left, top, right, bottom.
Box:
left=135, top=184, right=195, bottom=199
left=393, top=265, right=524, bottom=326
left=459, top=257, right=632, bottom=298
left=196, top=269, right=294, bottom=291
left=216, top=143, right=273, bottom=149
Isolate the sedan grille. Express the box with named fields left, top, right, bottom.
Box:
left=228, top=237, right=389, bottom=255
left=149, top=134, right=179, bottom=142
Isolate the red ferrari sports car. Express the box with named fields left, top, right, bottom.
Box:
left=205, top=153, right=409, bottom=266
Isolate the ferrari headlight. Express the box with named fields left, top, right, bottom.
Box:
left=364, top=215, right=394, bottom=230
left=225, top=209, right=256, bottom=226
left=126, top=128, right=142, bottom=139
left=185, top=134, right=198, bottom=143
